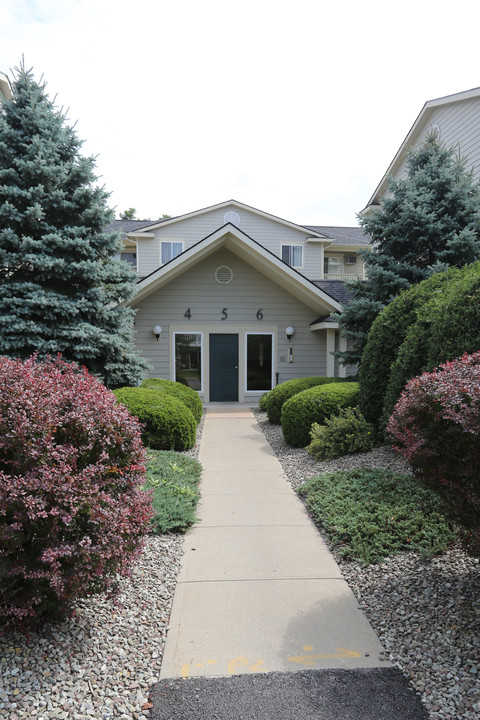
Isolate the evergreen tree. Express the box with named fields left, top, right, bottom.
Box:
left=338, top=132, right=480, bottom=366
left=0, top=63, right=149, bottom=387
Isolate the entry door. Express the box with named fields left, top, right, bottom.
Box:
left=209, top=334, right=239, bottom=402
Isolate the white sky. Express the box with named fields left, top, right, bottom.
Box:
left=2, top=0, right=480, bottom=226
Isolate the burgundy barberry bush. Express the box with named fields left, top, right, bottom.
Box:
left=387, top=351, right=480, bottom=555
left=0, top=355, right=153, bottom=623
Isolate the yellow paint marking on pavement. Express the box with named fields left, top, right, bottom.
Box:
left=287, top=647, right=362, bottom=666
left=227, top=657, right=250, bottom=674
left=249, top=659, right=266, bottom=672
left=181, top=664, right=191, bottom=678
left=207, top=659, right=218, bottom=665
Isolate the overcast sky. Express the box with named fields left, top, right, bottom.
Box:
left=3, top=0, right=480, bottom=226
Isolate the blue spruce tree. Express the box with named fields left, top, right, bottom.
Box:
left=0, top=63, right=149, bottom=387
left=338, top=132, right=480, bottom=366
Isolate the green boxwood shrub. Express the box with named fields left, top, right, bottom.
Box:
left=359, top=271, right=451, bottom=431
left=281, top=382, right=359, bottom=447
left=307, top=407, right=374, bottom=461
left=114, top=387, right=196, bottom=451
left=266, top=376, right=344, bottom=424
left=258, top=392, right=270, bottom=411
left=382, top=261, right=480, bottom=427
left=141, top=378, right=203, bottom=424
left=359, top=261, right=480, bottom=434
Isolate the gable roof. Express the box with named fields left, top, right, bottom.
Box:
left=364, top=86, right=480, bottom=212
left=127, top=223, right=343, bottom=315
left=118, top=199, right=332, bottom=241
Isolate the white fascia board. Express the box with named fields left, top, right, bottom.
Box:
left=305, top=236, right=334, bottom=243
left=128, top=224, right=342, bottom=314
left=325, top=244, right=366, bottom=251
left=310, top=321, right=339, bottom=331
left=126, top=232, right=155, bottom=239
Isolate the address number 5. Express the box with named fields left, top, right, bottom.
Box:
left=221, top=308, right=228, bottom=320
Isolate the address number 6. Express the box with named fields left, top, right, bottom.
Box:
left=256, top=308, right=263, bottom=320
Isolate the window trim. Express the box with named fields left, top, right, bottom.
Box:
left=324, top=255, right=344, bottom=276
left=244, top=332, right=274, bottom=394
left=161, top=240, right=184, bottom=265
left=173, top=331, right=203, bottom=393
left=281, top=244, right=303, bottom=268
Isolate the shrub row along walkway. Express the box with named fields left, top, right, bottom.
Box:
left=151, top=404, right=426, bottom=719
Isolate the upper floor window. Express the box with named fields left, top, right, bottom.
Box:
left=281, top=245, right=303, bottom=268
left=161, top=241, right=183, bottom=264
left=324, top=256, right=343, bottom=276
left=120, top=251, right=137, bottom=268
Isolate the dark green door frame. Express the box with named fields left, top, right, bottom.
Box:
left=209, top=334, right=239, bottom=402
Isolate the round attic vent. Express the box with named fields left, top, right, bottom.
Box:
left=215, top=265, right=234, bottom=285
left=223, top=210, right=240, bottom=226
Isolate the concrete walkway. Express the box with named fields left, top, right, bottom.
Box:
left=159, top=405, right=389, bottom=681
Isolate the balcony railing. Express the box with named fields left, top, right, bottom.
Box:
left=323, top=272, right=366, bottom=281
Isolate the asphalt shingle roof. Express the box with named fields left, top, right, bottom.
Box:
left=305, top=226, right=370, bottom=246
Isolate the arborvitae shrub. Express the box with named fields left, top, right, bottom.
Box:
left=114, top=387, right=196, bottom=451
left=387, top=352, right=480, bottom=555
left=141, top=378, right=203, bottom=424
left=281, top=382, right=359, bottom=447
left=307, top=407, right=374, bottom=461
left=266, top=377, right=343, bottom=424
left=0, top=355, right=153, bottom=623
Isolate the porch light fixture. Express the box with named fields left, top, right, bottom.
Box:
left=153, top=325, right=162, bottom=341
left=285, top=326, right=295, bottom=341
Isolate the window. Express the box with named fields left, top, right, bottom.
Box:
left=281, top=245, right=303, bottom=268
left=324, top=256, right=343, bottom=276
left=246, top=334, right=273, bottom=391
left=120, top=251, right=137, bottom=268
left=161, top=241, right=183, bottom=264
left=175, top=333, right=202, bottom=391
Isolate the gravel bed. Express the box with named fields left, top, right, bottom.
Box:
left=253, top=408, right=480, bottom=720
left=0, top=413, right=206, bottom=720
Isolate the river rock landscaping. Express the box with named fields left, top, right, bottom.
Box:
left=254, top=408, right=480, bottom=720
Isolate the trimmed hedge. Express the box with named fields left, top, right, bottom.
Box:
left=113, top=387, right=196, bottom=451
left=382, top=261, right=480, bottom=427
left=265, top=377, right=344, bottom=424
left=359, top=261, right=480, bottom=433
left=281, top=382, right=359, bottom=447
left=141, top=378, right=203, bottom=424
left=358, top=271, right=451, bottom=430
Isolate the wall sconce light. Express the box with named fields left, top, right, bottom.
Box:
left=153, top=325, right=162, bottom=341
left=285, top=326, right=295, bottom=341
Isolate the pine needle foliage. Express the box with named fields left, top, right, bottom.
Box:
left=0, top=62, right=149, bottom=387
left=338, top=132, right=480, bottom=366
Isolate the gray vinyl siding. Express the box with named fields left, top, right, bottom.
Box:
left=133, top=247, right=331, bottom=397
left=393, top=97, right=480, bottom=184
left=136, top=205, right=325, bottom=281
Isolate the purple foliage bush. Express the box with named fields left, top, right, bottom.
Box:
left=0, top=355, right=153, bottom=623
left=387, top=351, right=480, bottom=555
